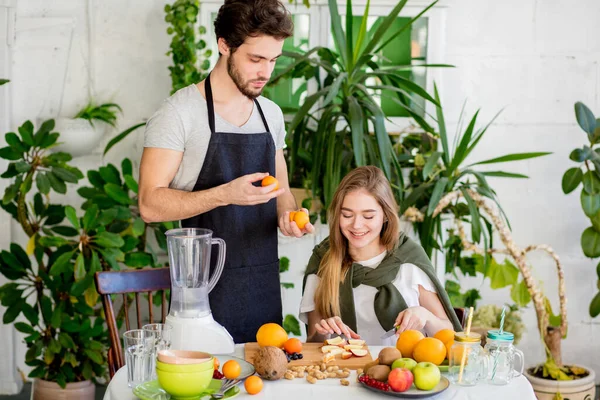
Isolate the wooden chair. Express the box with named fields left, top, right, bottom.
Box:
left=453, top=307, right=467, bottom=329
left=95, top=268, right=171, bottom=379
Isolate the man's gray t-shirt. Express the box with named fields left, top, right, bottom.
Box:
left=144, top=84, right=287, bottom=191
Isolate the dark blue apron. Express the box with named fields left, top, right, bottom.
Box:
left=181, top=73, right=282, bottom=343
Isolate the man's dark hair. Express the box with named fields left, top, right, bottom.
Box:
left=214, top=0, right=293, bottom=53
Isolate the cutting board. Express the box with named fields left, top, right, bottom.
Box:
left=244, top=342, right=374, bottom=370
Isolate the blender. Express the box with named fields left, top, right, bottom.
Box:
left=165, top=228, right=235, bottom=354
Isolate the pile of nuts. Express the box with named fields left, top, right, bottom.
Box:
left=284, top=363, right=352, bottom=386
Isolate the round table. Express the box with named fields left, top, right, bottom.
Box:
left=104, top=345, right=537, bottom=400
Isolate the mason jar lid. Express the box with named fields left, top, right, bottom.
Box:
left=487, top=330, right=514, bottom=342
left=454, top=332, right=482, bottom=343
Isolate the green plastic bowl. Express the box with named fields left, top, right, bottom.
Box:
left=156, top=367, right=214, bottom=399
left=156, top=358, right=214, bottom=373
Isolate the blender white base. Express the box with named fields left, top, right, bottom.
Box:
left=166, top=313, right=235, bottom=355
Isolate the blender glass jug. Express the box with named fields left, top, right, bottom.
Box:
left=166, top=228, right=225, bottom=318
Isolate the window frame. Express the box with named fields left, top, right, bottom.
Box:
left=200, top=0, right=448, bottom=134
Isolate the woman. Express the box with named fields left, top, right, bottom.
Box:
left=300, top=166, right=462, bottom=346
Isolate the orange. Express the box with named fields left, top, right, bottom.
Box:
left=244, top=375, right=263, bottom=395
left=412, top=337, right=446, bottom=365
left=289, top=211, right=297, bottom=222
left=293, top=211, right=309, bottom=230
left=283, top=338, right=303, bottom=354
left=261, top=176, right=279, bottom=191
left=396, top=330, right=425, bottom=359
left=433, top=329, right=455, bottom=345
left=444, top=340, right=454, bottom=360
left=256, top=322, right=288, bottom=348
left=222, top=360, right=241, bottom=379
left=213, top=358, right=220, bottom=371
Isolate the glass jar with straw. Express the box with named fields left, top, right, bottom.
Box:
left=484, top=306, right=525, bottom=385
left=448, top=307, right=489, bottom=386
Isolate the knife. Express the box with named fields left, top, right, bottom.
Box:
left=380, top=326, right=399, bottom=340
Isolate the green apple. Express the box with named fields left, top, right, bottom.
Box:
left=391, top=358, right=418, bottom=372
left=413, top=362, right=441, bottom=391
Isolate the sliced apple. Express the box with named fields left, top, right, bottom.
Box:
left=341, top=351, right=353, bottom=360
left=323, top=352, right=335, bottom=363
left=343, top=344, right=365, bottom=351
left=348, top=339, right=366, bottom=346
left=350, top=348, right=368, bottom=357
left=327, top=348, right=344, bottom=356
left=321, top=345, right=343, bottom=353
left=325, top=336, right=345, bottom=346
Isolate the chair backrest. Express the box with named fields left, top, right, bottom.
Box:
left=95, top=268, right=171, bottom=378
left=453, top=307, right=467, bottom=329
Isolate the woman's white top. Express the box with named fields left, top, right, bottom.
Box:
left=299, top=250, right=437, bottom=347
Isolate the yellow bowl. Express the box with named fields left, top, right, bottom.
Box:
left=156, top=358, right=214, bottom=373
left=156, top=367, right=213, bottom=399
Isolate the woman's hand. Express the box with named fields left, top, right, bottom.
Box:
left=394, top=306, right=433, bottom=334
left=314, top=316, right=361, bottom=339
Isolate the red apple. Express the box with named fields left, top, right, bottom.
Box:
left=387, top=368, right=414, bottom=392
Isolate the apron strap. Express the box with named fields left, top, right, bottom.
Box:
left=205, top=72, right=271, bottom=134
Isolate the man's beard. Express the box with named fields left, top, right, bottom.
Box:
left=227, top=55, right=267, bottom=99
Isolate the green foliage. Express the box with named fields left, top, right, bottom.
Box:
left=279, top=256, right=300, bottom=336
left=272, top=0, right=443, bottom=213
left=164, top=0, right=212, bottom=94
left=561, top=102, right=600, bottom=318
left=471, top=304, right=525, bottom=345
left=0, top=119, right=173, bottom=386
left=74, top=102, right=122, bottom=127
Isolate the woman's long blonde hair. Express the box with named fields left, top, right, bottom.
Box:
left=315, top=166, right=401, bottom=319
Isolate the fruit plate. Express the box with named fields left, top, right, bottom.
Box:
left=214, top=354, right=256, bottom=380
left=358, top=374, right=450, bottom=398
left=133, top=378, right=240, bottom=400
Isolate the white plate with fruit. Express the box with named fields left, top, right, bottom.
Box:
left=358, top=343, right=450, bottom=398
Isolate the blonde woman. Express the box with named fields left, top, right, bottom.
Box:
left=300, top=166, right=462, bottom=346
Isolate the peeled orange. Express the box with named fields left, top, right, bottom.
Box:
left=261, top=176, right=279, bottom=191
left=293, top=211, right=309, bottom=230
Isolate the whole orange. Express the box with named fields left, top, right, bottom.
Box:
left=244, top=375, right=263, bottom=395
left=412, top=337, right=446, bottom=365
left=283, top=338, right=303, bottom=354
left=289, top=211, right=297, bottom=222
left=444, top=340, right=454, bottom=360
left=396, top=329, right=425, bottom=359
left=293, top=211, right=309, bottom=230
left=256, top=323, right=288, bottom=348
left=222, top=360, right=241, bottom=379
left=261, top=176, right=279, bottom=191
left=433, top=329, right=455, bottom=345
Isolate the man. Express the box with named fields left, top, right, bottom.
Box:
left=138, top=0, right=314, bottom=343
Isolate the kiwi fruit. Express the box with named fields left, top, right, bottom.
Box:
left=367, top=365, right=391, bottom=382
left=378, top=347, right=402, bottom=366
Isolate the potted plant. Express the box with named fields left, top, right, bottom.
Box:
left=270, top=0, right=443, bottom=217
left=53, top=102, right=122, bottom=157
left=0, top=119, right=171, bottom=398
left=430, top=187, right=595, bottom=400
left=561, top=102, right=600, bottom=319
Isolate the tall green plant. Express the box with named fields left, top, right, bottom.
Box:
left=0, top=119, right=172, bottom=386
left=273, top=0, right=442, bottom=212
left=561, top=102, right=600, bottom=318
left=399, top=86, right=550, bottom=306
left=165, top=0, right=212, bottom=94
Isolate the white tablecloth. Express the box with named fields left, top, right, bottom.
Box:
left=104, top=345, right=537, bottom=400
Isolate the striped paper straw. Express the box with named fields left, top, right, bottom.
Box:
left=491, top=306, right=507, bottom=381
